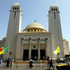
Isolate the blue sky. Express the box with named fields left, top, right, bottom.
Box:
left=0, top=0, right=70, bottom=48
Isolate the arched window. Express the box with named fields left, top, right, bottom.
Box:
left=14, top=12, right=16, bottom=18
left=13, top=7, right=14, bottom=10
left=15, top=7, right=16, bottom=10
left=54, top=13, right=56, bottom=19
left=52, top=8, right=53, bottom=11
left=56, top=9, right=57, bottom=11
left=17, top=7, right=18, bottom=10
left=54, top=9, right=55, bottom=11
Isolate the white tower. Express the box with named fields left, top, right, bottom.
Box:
left=48, top=5, right=64, bottom=58
left=3, top=3, right=22, bottom=60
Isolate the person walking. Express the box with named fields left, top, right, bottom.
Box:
left=49, top=59, right=54, bottom=70
left=29, top=59, right=33, bottom=69
left=10, top=57, right=14, bottom=67
left=6, top=58, right=10, bottom=68
left=0, top=59, right=3, bottom=68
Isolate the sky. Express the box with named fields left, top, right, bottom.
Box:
left=0, top=0, right=70, bottom=48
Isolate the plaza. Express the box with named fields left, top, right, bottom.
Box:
left=0, top=61, right=59, bottom=70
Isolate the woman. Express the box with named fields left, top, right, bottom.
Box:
left=29, top=59, right=33, bottom=69
left=6, top=58, right=10, bottom=68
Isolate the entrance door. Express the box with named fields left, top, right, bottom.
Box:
left=23, top=50, right=29, bottom=60
left=31, top=50, right=38, bottom=60
left=40, top=50, right=45, bottom=60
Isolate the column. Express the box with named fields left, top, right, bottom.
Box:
left=45, top=38, right=48, bottom=59
left=21, top=38, right=24, bottom=60
left=29, top=38, right=31, bottom=59
left=38, top=38, right=40, bottom=60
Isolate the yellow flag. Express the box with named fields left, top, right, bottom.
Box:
left=0, top=47, right=4, bottom=54
left=56, top=46, right=60, bottom=55
left=54, top=46, right=60, bottom=55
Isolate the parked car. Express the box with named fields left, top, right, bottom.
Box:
left=56, top=62, right=70, bottom=70
left=56, top=63, right=70, bottom=70
left=64, top=55, right=70, bottom=61
left=56, top=58, right=65, bottom=63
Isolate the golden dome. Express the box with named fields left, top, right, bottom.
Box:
left=26, top=22, right=45, bottom=29
left=23, top=22, right=47, bottom=33
left=14, top=3, right=20, bottom=5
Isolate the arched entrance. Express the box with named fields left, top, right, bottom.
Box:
left=23, top=50, right=29, bottom=60
left=31, top=50, right=38, bottom=60
left=40, top=50, right=46, bottom=60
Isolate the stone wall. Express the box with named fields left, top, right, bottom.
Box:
left=63, top=39, right=70, bottom=55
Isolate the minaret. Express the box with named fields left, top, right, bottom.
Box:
left=3, top=3, right=22, bottom=60
left=48, top=4, right=64, bottom=58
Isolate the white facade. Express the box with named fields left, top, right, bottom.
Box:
left=3, top=3, right=22, bottom=60
left=48, top=5, right=64, bottom=58
left=63, top=39, right=69, bottom=55
left=1, top=3, right=69, bottom=60
left=15, top=32, right=54, bottom=60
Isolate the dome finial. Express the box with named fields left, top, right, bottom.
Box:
left=34, top=20, right=37, bottom=23
left=51, top=4, right=56, bottom=6
left=14, top=3, right=20, bottom=5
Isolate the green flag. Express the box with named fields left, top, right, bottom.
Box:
left=4, top=46, right=8, bottom=54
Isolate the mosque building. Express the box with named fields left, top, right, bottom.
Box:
left=0, top=3, right=69, bottom=60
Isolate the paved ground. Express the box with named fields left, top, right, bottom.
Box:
left=0, top=68, right=56, bottom=70
left=0, top=62, right=58, bottom=70
left=0, top=67, right=57, bottom=70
